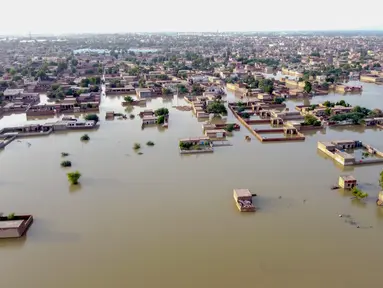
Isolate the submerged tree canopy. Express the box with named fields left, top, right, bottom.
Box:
left=206, top=101, right=227, bottom=115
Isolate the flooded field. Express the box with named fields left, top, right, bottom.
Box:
left=1, top=83, right=383, bottom=288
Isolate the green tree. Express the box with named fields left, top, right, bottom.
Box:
left=154, top=108, right=169, bottom=116
left=191, top=84, right=204, bottom=96
left=336, top=100, right=349, bottom=107
left=133, top=143, right=141, bottom=150
left=124, top=96, right=134, bottom=103
left=81, top=134, right=90, bottom=141
left=322, top=82, right=330, bottom=89
left=259, top=79, right=274, bottom=94
left=162, top=88, right=172, bottom=95
left=226, top=124, right=235, bottom=132
left=273, top=97, right=285, bottom=104
left=84, top=114, right=99, bottom=123
left=61, top=161, right=72, bottom=167
left=351, top=187, right=368, bottom=200
left=67, top=171, right=81, bottom=185
left=323, top=101, right=335, bottom=108
left=304, top=81, right=312, bottom=93
left=177, top=84, right=189, bottom=94
left=303, top=115, right=321, bottom=126
left=206, top=101, right=227, bottom=115
left=157, top=115, right=165, bottom=124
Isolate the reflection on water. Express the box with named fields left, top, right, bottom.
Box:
left=0, top=237, right=26, bottom=249
left=0, top=88, right=383, bottom=288
left=69, top=183, right=82, bottom=193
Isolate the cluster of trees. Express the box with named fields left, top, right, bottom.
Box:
left=243, top=76, right=259, bottom=89
left=323, top=100, right=350, bottom=108
left=48, top=85, right=65, bottom=99
left=179, top=142, right=194, bottom=150
left=176, top=84, right=189, bottom=94
left=162, top=88, right=172, bottom=95
left=302, top=115, right=321, bottom=126
left=80, top=77, right=101, bottom=87
left=109, top=80, right=124, bottom=88
left=329, top=106, right=372, bottom=124
left=242, top=58, right=279, bottom=67
left=206, top=101, right=227, bottom=115
left=259, top=79, right=274, bottom=94
left=273, top=97, right=286, bottom=104
left=191, top=84, right=204, bottom=96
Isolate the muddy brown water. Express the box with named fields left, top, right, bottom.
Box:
left=1, top=83, right=383, bottom=288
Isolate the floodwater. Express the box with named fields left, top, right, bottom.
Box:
left=1, top=83, right=383, bottom=288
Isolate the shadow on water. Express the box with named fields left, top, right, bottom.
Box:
left=337, top=188, right=351, bottom=198
left=316, top=150, right=355, bottom=172
left=253, top=195, right=300, bottom=212
left=125, top=106, right=135, bottom=114
left=0, top=236, right=27, bottom=249
left=376, top=206, right=383, bottom=219
left=302, top=129, right=327, bottom=137
left=328, top=125, right=369, bottom=134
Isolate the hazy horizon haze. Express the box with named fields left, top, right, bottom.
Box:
left=1, top=0, right=382, bottom=35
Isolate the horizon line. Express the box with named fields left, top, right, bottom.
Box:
left=1, top=28, right=383, bottom=37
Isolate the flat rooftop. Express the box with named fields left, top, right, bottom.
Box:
left=319, top=141, right=335, bottom=147
left=0, top=220, right=24, bottom=229
left=333, top=140, right=355, bottom=144
left=340, top=175, right=356, bottom=182
left=234, top=188, right=252, bottom=198
left=336, top=151, right=355, bottom=159
left=206, top=129, right=226, bottom=133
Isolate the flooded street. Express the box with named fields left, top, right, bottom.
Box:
left=1, top=83, right=383, bottom=288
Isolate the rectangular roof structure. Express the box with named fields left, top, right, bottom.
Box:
left=337, top=151, right=355, bottom=159
left=234, top=189, right=252, bottom=198
left=340, top=175, right=357, bottom=182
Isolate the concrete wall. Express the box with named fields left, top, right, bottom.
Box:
left=16, top=129, right=53, bottom=138
left=180, top=148, right=213, bottom=154
left=0, top=228, right=20, bottom=238
left=317, top=144, right=335, bottom=158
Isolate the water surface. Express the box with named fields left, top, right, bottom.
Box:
left=1, top=86, right=383, bottom=288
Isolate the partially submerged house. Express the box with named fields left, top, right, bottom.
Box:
left=338, top=175, right=357, bottom=189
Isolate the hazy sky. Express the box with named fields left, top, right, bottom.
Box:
left=2, top=0, right=382, bottom=35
